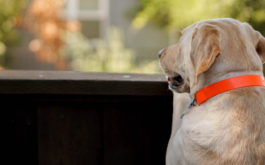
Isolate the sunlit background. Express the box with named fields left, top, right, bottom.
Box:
left=1, top=0, right=265, bottom=73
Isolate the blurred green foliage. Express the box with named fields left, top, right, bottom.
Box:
left=231, top=0, right=265, bottom=35
left=65, top=27, right=160, bottom=73
left=0, top=0, right=25, bottom=56
left=133, top=0, right=265, bottom=35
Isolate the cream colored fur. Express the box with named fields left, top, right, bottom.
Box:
left=159, top=18, right=265, bottom=165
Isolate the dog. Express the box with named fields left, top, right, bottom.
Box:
left=159, top=18, right=265, bottom=165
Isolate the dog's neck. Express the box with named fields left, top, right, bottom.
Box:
left=190, top=70, right=264, bottom=98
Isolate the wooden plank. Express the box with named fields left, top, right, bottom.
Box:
left=37, top=95, right=172, bottom=165
left=38, top=103, right=103, bottom=165
left=0, top=70, right=165, bottom=82
left=0, top=71, right=171, bottom=96
left=4, top=95, right=38, bottom=165
left=103, top=96, right=172, bottom=165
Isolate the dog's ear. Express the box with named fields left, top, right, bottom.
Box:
left=256, top=33, right=265, bottom=64
left=190, top=24, right=221, bottom=83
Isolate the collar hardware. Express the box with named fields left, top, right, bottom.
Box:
left=189, top=98, right=197, bottom=108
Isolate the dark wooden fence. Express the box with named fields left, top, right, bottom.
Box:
left=3, top=71, right=173, bottom=165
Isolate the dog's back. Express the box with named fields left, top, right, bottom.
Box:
left=180, top=87, right=265, bottom=165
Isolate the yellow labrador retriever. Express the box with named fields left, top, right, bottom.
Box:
left=159, top=18, right=265, bottom=165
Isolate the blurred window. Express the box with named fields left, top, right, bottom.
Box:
left=80, top=20, right=100, bottom=38
left=65, top=0, right=109, bottom=39
left=79, top=0, right=98, bottom=10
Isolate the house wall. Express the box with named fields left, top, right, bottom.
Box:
left=109, top=0, right=169, bottom=62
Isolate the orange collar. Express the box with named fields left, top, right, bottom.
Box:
left=195, top=75, right=265, bottom=106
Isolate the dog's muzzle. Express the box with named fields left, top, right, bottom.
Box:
left=168, top=75, right=183, bottom=89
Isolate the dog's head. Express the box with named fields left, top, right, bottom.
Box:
left=159, top=18, right=265, bottom=95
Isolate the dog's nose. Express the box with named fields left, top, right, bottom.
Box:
left=158, top=48, right=165, bottom=58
